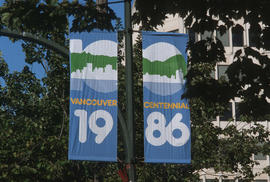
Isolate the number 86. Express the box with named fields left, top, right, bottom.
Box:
left=145, top=112, right=190, bottom=147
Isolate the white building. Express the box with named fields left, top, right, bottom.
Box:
left=133, top=12, right=270, bottom=182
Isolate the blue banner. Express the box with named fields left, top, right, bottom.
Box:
left=69, top=32, right=117, bottom=161
left=143, top=32, right=191, bottom=163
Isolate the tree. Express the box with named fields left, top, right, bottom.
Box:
left=0, top=0, right=120, bottom=181
left=1, top=0, right=270, bottom=182
left=133, top=0, right=270, bottom=181
left=134, top=0, right=270, bottom=119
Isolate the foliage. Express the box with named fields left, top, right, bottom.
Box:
left=1, top=0, right=270, bottom=181
left=134, top=0, right=270, bottom=181
left=134, top=0, right=270, bottom=118
left=0, top=0, right=119, bottom=181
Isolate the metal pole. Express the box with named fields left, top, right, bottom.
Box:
left=124, top=0, right=135, bottom=181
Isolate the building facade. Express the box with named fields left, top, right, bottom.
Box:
left=153, top=15, right=270, bottom=182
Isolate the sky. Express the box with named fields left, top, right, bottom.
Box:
left=0, top=0, right=126, bottom=82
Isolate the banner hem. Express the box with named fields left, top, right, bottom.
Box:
left=144, top=159, right=191, bottom=164
left=68, top=155, right=117, bottom=162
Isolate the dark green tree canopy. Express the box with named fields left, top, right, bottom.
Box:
left=0, top=1, right=119, bottom=181
left=134, top=0, right=270, bottom=180
left=1, top=0, right=270, bottom=181
left=134, top=0, right=270, bottom=32
left=135, top=0, right=270, bottom=120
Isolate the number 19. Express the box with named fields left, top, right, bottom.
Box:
left=74, top=109, right=113, bottom=144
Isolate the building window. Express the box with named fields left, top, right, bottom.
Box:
left=248, top=29, right=259, bottom=47
left=220, top=102, right=233, bottom=121
left=210, top=70, right=215, bottom=79
left=188, top=29, right=198, bottom=43
left=232, top=26, right=244, bottom=47
left=239, top=180, right=268, bottom=182
left=217, top=65, right=229, bottom=81
left=235, top=102, right=241, bottom=121
left=254, top=153, right=267, bottom=160
left=206, top=179, right=219, bottom=182
left=201, top=31, right=213, bottom=40
left=216, top=30, right=230, bottom=47
left=254, top=143, right=267, bottom=160
left=217, top=65, right=232, bottom=121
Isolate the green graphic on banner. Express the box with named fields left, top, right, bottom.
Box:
left=69, top=32, right=118, bottom=162
left=70, top=53, right=117, bottom=73
left=143, top=54, right=187, bottom=78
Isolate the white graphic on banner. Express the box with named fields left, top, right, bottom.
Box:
left=74, top=109, right=113, bottom=144
left=145, top=112, right=190, bottom=147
